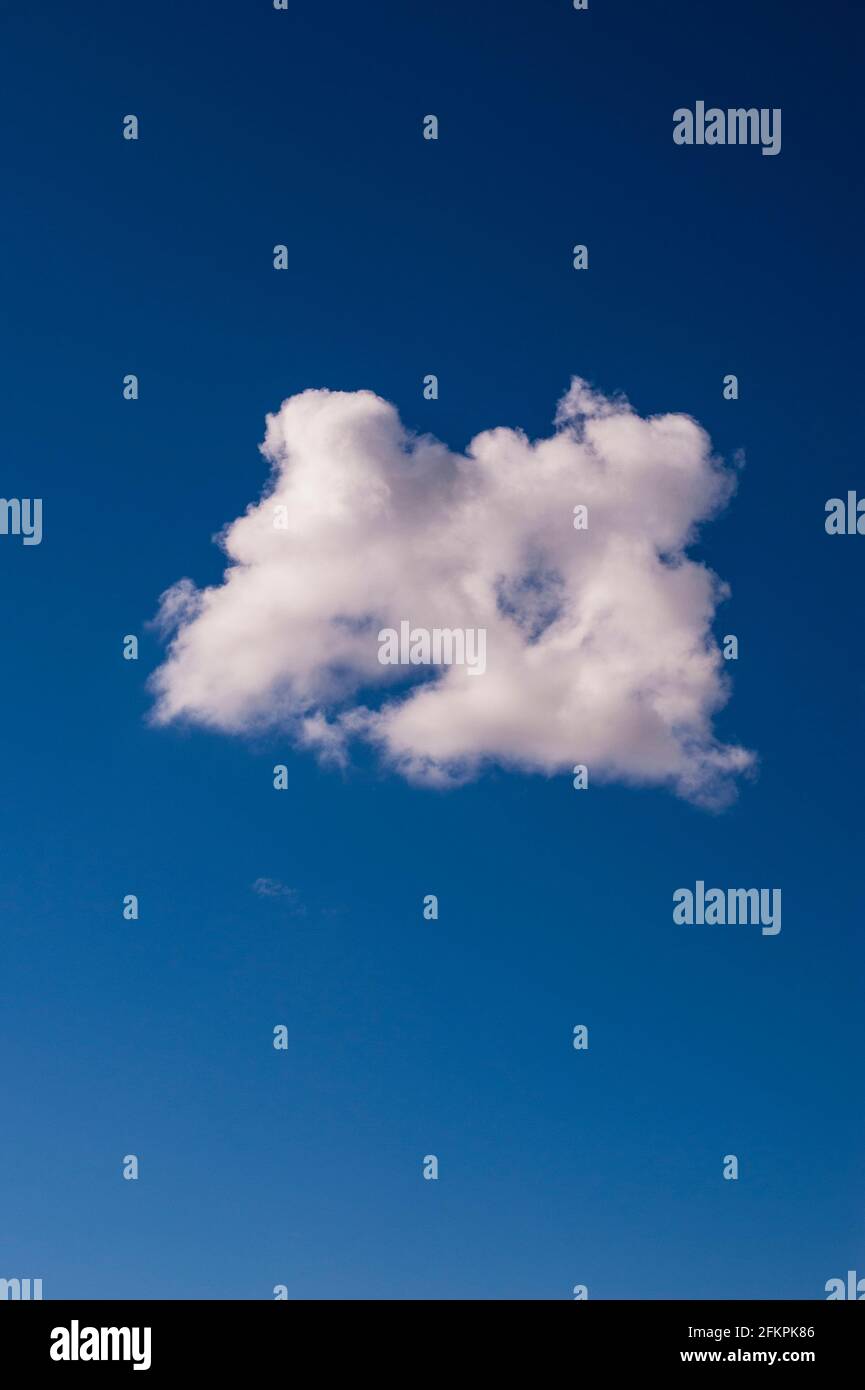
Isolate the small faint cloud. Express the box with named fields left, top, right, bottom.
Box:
left=251, top=878, right=307, bottom=914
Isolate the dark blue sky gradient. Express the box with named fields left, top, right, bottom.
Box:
left=0, top=0, right=862, bottom=1298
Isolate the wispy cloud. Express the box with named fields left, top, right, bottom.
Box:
left=251, top=879, right=307, bottom=914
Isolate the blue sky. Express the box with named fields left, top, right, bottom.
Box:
left=1, top=0, right=862, bottom=1298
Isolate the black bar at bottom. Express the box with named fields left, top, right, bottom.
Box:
left=0, top=1299, right=859, bottom=1375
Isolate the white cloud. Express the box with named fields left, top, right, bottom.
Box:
left=149, top=379, right=754, bottom=806
left=251, top=879, right=307, bottom=912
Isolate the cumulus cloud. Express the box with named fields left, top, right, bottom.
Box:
left=149, top=379, right=754, bottom=806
